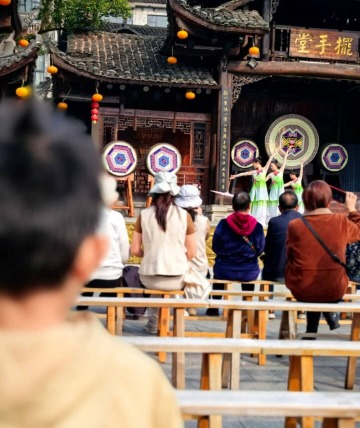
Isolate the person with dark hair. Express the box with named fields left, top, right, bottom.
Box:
left=286, top=180, right=360, bottom=336
left=0, top=99, right=183, bottom=428
left=208, top=191, right=265, bottom=315
left=266, top=149, right=289, bottom=223
left=262, top=191, right=302, bottom=318
left=230, top=147, right=281, bottom=226
left=131, top=172, right=196, bottom=333
left=284, top=160, right=304, bottom=214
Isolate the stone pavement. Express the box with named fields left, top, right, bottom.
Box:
left=119, top=301, right=360, bottom=428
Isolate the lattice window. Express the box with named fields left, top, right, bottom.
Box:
left=193, top=123, right=206, bottom=165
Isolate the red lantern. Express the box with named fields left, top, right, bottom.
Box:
left=91, top=108, right=99, bottom=115
left=0, top=0, right=11, bottom=6
left=249, top=46, right=260, bottom=56
left=92, top=93, right=103, bottom=102
left=91, top=102, right=99, bottom=109
left=91, top=115, right=98, bottom=121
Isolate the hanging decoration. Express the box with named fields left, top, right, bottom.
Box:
left=249, top=45, right=260, bottom=56
left=15, top=84, right=31, bottom=99
left=17, top=38, right=29, bottom=48
left=177, top=29, right=188, bottom=40
left=0, top=0, right=11, bottom=5
left=91, top=91, right=102, bottom=124
left=47, top=65, right=58, bottom=75
left=167, top=56, right=177, bottom=64
left=57, top=101, right=68, bottom=110
left=185, top=90, right=195, bottom=100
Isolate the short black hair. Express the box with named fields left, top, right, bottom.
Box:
left=254, top=156, right=262, bottom=165
left=0, top=99, right=102, bottom=297
left=279, top=190, right=298, bottom=211
left=232, top=191, right=250, bottom=212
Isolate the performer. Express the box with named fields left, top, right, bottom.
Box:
left=284, top=160, right=304, bottom=214
left=266, top=149, right=289, bottom=223
left=230, top=147, right=280, bottom=227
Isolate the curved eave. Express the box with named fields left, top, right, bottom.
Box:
left=50, top=53, right=220, bottom=89
left=228, top=60, right=360, bottom=81
left=0, top=46, right=39, bottom=78
left=169, top=0, right=268, bottom=36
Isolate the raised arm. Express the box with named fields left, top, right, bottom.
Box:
left=230, top=170, right=255, bottom=180
left=298, top=161, right=304, bottom=182
left=263, top=146, right=281, bottom=174
left=279, top=149, right=290, bottom=175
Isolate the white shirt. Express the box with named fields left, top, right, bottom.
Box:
left=91, top=208, right=130, bottom=280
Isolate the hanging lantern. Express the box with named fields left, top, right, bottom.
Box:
left=249, top=46, right=260, bottom=56
left=167, top=56, right=177, bottom=64
left=91, top=102, right=99, bottom=109
left=91, top=108, right=99, bottom=115
left=177, top=29, right=188, bottom=40
left=91, top=114, right=99, bottom=121
left=185, top=90, right=195, bottom=100
left=15, top=86, right=31, bottom=98
left=92, top=93, right=103, bottom=102
left=18, top=39, right=29, bottom=48
left=57, top=102, right=68, bottom=110
left=47, top=65, right=58, bottom=75
left=0, top=0, right=11, bottom=5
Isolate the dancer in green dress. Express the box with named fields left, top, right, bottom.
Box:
left=230, top=147, right=280, bottom=227
left=266, top=150, right=289, bottom=223
left=284, top=160, right=304, bottom=214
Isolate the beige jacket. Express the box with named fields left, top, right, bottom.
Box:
left=139, top=205, right=189, bottom=276
left=0, top=312, right=183, bottom=428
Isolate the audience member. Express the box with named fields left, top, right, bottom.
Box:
left=346, top=199, right=360, bottom=284
left=286, top=180, right=360, bottom=336
left=0, top=99, right=183, bottom=428
left=209, top=191, right=265, bottom=316
left=130, top=172, right=196, bottom=333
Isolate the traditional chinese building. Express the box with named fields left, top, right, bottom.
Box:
left=0, top=0, right=41, bottom=99
left=48, top=0, right=360, bottom=214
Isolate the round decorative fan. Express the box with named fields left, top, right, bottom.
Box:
left=146, top=143, right=182, bottom=175
left=102, top=141, right=137, bottom=177
left=319, top=143, right=348, bottom=172
left=265, top=114, right=319, bottom=170
left=231, top=139, right=259, bottom=169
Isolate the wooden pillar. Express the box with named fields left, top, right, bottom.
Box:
left=262, top=0, right=271, bottom=60
left=91, top=119, right=100, bottom=149
left=216, top=69, right=232, bottom=193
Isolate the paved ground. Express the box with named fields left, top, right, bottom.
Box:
left=93, top=287, right=360, bottom=428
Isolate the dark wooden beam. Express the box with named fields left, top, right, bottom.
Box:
left=228, top=60, right=360, bottom=80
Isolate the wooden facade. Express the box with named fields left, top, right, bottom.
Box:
left=48, top=0, right=360, bottom=208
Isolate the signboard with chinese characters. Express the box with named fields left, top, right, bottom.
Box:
left=289, top=28, right=359, bottom=62
left=218, top=87, right=231, bottom=192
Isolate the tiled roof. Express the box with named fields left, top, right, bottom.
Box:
left=0, top=38, right=41, bottom=76
left=173, top=0, right=269, bottom=31
left=101, top=22, right=168, bottom=37
left=51, top=32, right=218, bottom=86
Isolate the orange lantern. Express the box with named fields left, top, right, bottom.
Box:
left=249, top=46, right=260, bottom=56
left=92, top=93, right=103, bottom=102
left=18, top=39, right=29, bottom=48
left=47, top=65, right=58, bottom=75
left=0, top=0, right=11, bottom=6
left=58, top=102, right=68, bottom=110
left=185, top=91, right=195, bottom=100
left=177, top=29, right=188, bottom=40
left=16, top=86, right=31, bottom=98
left=167, top=56, right=177, bottom=64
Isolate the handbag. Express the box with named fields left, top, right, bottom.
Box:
left=300, top=217, right=349, bottom=275
left=183, top=268, right=212, bottom=299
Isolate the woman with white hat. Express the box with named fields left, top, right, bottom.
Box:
left=131, top=172, right=196, bottom=333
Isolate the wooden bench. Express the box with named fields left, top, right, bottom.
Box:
left=77, top=296, right=360, bottom=388
left=176, top=389, right=360, bottom=428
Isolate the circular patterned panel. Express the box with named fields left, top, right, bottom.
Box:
left=319, top=143, right=348, bottom=172
left=147, top=143, right=182, bottom=175
left=102, top=141, right=137, bottom=177
left=265, top=114, right=319, bottom=170
left=231, top=139, right=259, bottom=169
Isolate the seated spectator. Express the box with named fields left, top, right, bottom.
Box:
left=130, top=172, right=196, bottom=333
left=346, top=199, right=360, bottom=284
left=0, top=99, right=183, bottom=428
left=209, top=191, right=265, bottom=316
left=286, top=180, right=360, bottom=336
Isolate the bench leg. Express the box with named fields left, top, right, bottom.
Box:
left=257, top=310, right=267, bottom=366
left=345, top=313, right=360, bottom=389
left=172, top=308, right=185, bottom=389
left=285, top=356, right=314, bottom=428
left=107, top=306, right=116, bottom=335
left=158, top=298, right=171, bottom=363
left=322, top=419, right=355, bottom=428
left=222, top=309, right=241, bottom=389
